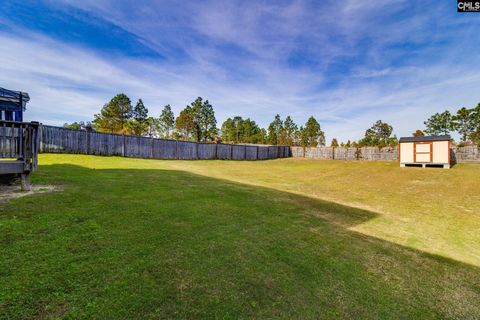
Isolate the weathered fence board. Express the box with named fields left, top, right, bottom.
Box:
left=176, top=141, right=197, bottom=160
left=41, top=125, right=87, bottom=154
left=333, top=147, right=357, bottom=160
left=197, top=143, right=217, bottom=160
left=305, top=147, right=333, bottom=160
left=245, top=146, right=258, bottom=160
left=267, top=146, right=278, bottom=159
left=216, top=144, right=232, bottom=160
left=88, top=132, right=123, bottom=156
left=125, top=136, right=152, bottom=159
left=232, top=145, right=246, bottom=160
left=39, top=126, right=288, bottom=161
left=152, top=139, right=176, bottom=159
left=452, top=146, right=480, bottom=163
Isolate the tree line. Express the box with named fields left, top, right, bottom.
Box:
left=64, top=93, right=327, bottom=147
left=423, top=103, right=480, bottom=144
left=63, top=93, right=480, bottom=148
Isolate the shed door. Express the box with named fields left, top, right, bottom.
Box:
left=414, top=142, right=432, bottom=163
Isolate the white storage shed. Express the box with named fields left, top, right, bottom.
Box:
left=399, top=135, right=451, bottom=168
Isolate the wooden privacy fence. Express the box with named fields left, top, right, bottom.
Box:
left=451, top=146, right=480, bottom=163
left=291, top=146, right=480, bottom=163
left=291, top=146, right=399, bottom=161
left=36, top=125, right=480, bottom=163
left=39, top=125, right=290, bottom=161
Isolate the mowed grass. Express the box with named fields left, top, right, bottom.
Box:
left=1, top=154, right=479, bottom=319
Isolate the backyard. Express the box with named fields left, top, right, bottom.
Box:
left=1, top=154, right=480, bottom=319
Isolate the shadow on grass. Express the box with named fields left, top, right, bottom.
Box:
left=1, top=163, right=480, bottom=319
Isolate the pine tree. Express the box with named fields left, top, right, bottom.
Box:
left=471, top=104, right=480, bottom=143
left=302, top=116, right=325, bottom=147
left=185, top=97, right=217, bottom=142
left=158, top=105, right=175, bottom=138
left=267, top=114, right=283, bottom=145
left=175, top=106, right=195, bottom=140
left=283, top=116, right=298, bottom=146
left=93, top=93, right=133, bottom=133
left=452, top=107, right=475, bottom=142
left=199, top=99, right=217, bottom=142
left=424, top=111, right=453, bottom=136
left=128, top=99, right=149, bottom=136
left=359, top=120, right=393, bottom=147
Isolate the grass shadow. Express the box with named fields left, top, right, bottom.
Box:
left=1, top=163, right=479, bottom=319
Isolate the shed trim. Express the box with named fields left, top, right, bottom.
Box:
left=399, top=135, right=451, bottom=143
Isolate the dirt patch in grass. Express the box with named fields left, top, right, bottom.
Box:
left=0, top=184, right=58, bottom=204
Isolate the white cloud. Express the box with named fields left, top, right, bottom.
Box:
left=1, top=1, right=479, bottom=143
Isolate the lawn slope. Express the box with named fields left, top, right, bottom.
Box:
left=1, top=154, right=479, bottom=319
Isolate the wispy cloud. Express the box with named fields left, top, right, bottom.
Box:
left=0, top=0, right=479, bottom=141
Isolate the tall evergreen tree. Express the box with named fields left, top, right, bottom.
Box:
left=267, top=114, right=283, bottom=145
left=146, top=117, right=158, bottom=137
left=93, top=93, right=133, bottom=133
left=221, top=117, right=263, bottom=144
left=189, top=97, right=203, bottom=141
left=282, top=116, right=298, bottom=146
left=452, top=107, right=475, bottom=142
left=359, top=120, right=393, bottom=147
left=302, top=116, right=325, bottom=147
left=175, top=106, right=195, bottom=140
left=260, top=128, right=267, bottom=144
left=133, top=99, right=148, bottom=122
left=471, top=104, right=480, bottom=143
left=221, top=118, right=236, bottom=143
left=424, top=111, right=453, bottom=136
left=199, top=99, right=217, bottom=141
left=158, top=105, right=175, bottom=138
left=294, top=127, right=304, bottom=146
left=185, top=97, right=217, bottom=142
left=242, top=118, right=263, bottom=143
left=128, top=99, right=149, bottom=136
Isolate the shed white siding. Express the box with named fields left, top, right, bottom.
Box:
left=399, top=137, right=450, bottom=168
left=432, top=141, right=449, bottom=164
left=400, top=142, right=414, bottom=163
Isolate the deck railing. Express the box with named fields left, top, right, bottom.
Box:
left=0, top=120, right=40, bottom=172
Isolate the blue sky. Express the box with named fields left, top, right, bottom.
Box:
left=0, top=0, right=479, bottom=141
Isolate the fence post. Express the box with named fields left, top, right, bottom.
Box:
left=256, top=145, right=259, bottom=160
left=215, top=143, right=218, bottom=160
left=84, top=130, right=88, bottom=154
left=175, top=140, right=178, bottom=160
left=38, top=124, right=43, bottom=153
left=151, top=137, right=154, bottom=159
left=122, top=134, right=126, bottom=157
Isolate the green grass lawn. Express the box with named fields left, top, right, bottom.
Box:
left=1, top=154, right=480, bottom=319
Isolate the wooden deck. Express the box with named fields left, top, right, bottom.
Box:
left=0, top=121, right=40, bottom=190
